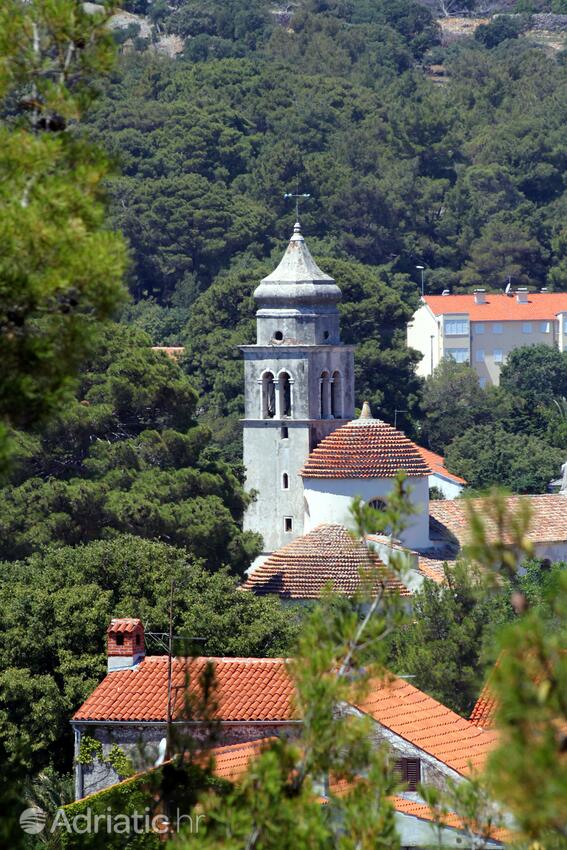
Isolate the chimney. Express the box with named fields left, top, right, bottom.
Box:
left=473, top=289, right=486, bottom=305
left=516, top=288, right=529, bottom=304
left=107, top=618, right=145, bottom=673
left=541, top=287, right=548, bottom=293
left=442, top=289, right=450, bottom=296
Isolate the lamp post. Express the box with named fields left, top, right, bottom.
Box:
left=416, top=265, right=425, bottom=297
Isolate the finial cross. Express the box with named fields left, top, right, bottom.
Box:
left=284, top=189, right=311, bottom=221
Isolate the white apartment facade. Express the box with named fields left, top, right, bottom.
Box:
left=407, top=289, right=567, bottom=386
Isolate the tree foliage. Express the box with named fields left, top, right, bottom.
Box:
left=0, top=0, right=127, bottom=458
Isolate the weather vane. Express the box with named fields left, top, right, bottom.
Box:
left=284, top=189, right=311, bottom=221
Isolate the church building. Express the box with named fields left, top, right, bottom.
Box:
left=242, top=222, right=432, bottom=563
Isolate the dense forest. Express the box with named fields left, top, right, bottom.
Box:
left=82, top=0, right=567, bottom=467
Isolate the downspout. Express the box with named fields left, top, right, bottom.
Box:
left=73, top=725, right=83, bottom=801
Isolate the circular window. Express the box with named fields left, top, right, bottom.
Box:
left=274, top=331, right=284, bottom=341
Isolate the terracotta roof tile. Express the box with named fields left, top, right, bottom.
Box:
left=108, top=618, right=142, bottom=634
left=241, top=524, right=412, bottom=599
left=391, top=796, right=509, bottom=842
left=355, top=675, right=498, bottom=775
left=470, top=680, right=497, bottom=729
left=417, top=446, right=466, bottom=486
left=416, top=555, right=455, bottom=584
left=300, top=419, right=431, bottom=480
left=429, top=495, right=567, bottom=546
left=210, top=739, right=274, bottom=782
left=74, top=662, right=496, bottom=777
left=73, top=657, right=295, bottom=723
left=425, top=292, right=567, bottom=322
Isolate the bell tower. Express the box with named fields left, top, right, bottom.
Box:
left=241, top=222, right=355, bottom=559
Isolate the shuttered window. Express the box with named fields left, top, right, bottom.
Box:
left=394, top=758, right=421, bottom=791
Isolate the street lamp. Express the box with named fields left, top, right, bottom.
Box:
left=416, top=265, right=425, bottom=297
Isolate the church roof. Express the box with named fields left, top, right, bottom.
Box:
left=253, top=222, right=342, bottom=308
left=241, top=523, right=411, bottom=599
left=429, top=494, right=567, bottom=545
left=300, top=411, right=431, bottom=480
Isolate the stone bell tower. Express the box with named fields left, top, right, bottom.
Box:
left=241, top=222, right=355, bottom=559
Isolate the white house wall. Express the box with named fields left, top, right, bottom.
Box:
left=303, top=476, right=431, bottom=550
left=429, top=473, right=464, bottom=500
left=407, top=304, right=440, bottom=378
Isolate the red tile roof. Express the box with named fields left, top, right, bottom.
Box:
left=416, top=554, right=455, bottom=584
left=424, top=292, right=567, bottom=322
left=391, top=796, right=509, bottom=842
left=356, top=675, right=498, bottom=775
left=241, top=524, right=412, bottom=599
left=73, top=657, right=295, bottom=723
left=470, top=680, right=497, bottom=729
left=210, top=739, right=275, bottom=782
left=417, top=446, right=466, bottom=486
left=108, top=618, right=142, bottom=634
left=74, top=661, right=496, bottom=776
left=429, top=495, right=567, bottom=546
left=300, top=419, right=431, bottom=479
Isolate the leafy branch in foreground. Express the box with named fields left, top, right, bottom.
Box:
left=174, top=479, right=414, bottom=850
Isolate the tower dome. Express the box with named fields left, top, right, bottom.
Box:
left=253, top=222, right=342, bottom=346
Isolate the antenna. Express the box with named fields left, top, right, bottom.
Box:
left=283, top=188, right=311, bottom=221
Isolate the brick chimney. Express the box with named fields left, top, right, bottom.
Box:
left=107, top=619, right=145, bottom=673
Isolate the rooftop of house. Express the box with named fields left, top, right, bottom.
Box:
left=470, top=678, right=497, bottom=730
left=300, top=404, right=431, bottom=480
left=73, top=659, right=496, bottom=776
left=416, top=446, right=466, bottom=486
left=423, top=291, right=567, bottom=322
left=241, top=523, right=412, bottom=599
left=429, top=494, right=567, bottom=546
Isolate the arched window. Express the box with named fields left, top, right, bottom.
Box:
left=282, top=473, right=289, bottom=490
left=262, top=371, right=276, bottom=419
left=320, top=371, right=330, bottom=419
left=331, top=371, right=342, bottom=418
left=280, top=371, right=292, bottom=417
left=368, top=498, right=386, bottom=512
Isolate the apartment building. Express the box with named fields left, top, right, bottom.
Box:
left=407, top=289, right=567, bottom=386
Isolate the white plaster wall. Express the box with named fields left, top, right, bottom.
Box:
left=429, top=473, right=464, bottom=500
left=406, top=304, right=440, bottom=378
left=303, top=476, right=430, bottom=550
left=394, top=812, right=502, bottom=849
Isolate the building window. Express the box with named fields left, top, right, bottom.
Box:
left=475, top=350, right=484, bottom=362
left=323, top=330, right=330, bottom=340
left=493, top=323, right=503, bottom=334
left=493, top=349, right=503, bottom=364
left=281, top=426, right=289, bottom=439
left=284, top=517, right=293, bottom=533
left=116, top=633, right=124, bottom=646
left=262, top=372, right=276, bottom=419
left=369, top=498, right=386, bottom=511
left=475, top=323, right=485, bottom=334
left=522, top=322, right=532, bottom=334
left=282, top=473, right=289, bottom=490
left=541, top=321, right=550, bottom=333
left=279, top=372, right=292, bottom=417
left=447, top=349, right=469, bottom=364
left=320, top=371, right=330, bottom=419
left=394, top=758, right=421, bottom=792
left=273, top=330, right=283, bottom=341
left=444, top=319, right=469, bottom=336
left=135, top=634, right=141, bottom=646
left=331, top=371, right=342, bottom=418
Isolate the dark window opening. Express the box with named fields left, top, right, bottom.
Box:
left=282, top=473, right=289, bottom=490
left=115, top=633, right=124, bottom=646
left=280, top=372, right=292, bottom=417
left=394, top=758, right=421, bottom=792
left=323, top=330, right=330, bottom=340
left=284, top=517, right=293, bottom=532
left=135, top=634, right=141, bottom=646
left=369, top=498, right=386, bottom=512
left=262, top=372, right=276, bottom=419
left=331, top=371, right=342, bottom=418
left=274, top=330, right=284, bottom=341
left=281, top=426, right=289, bottom=439
left=320, top=371, right=330, bottom=418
